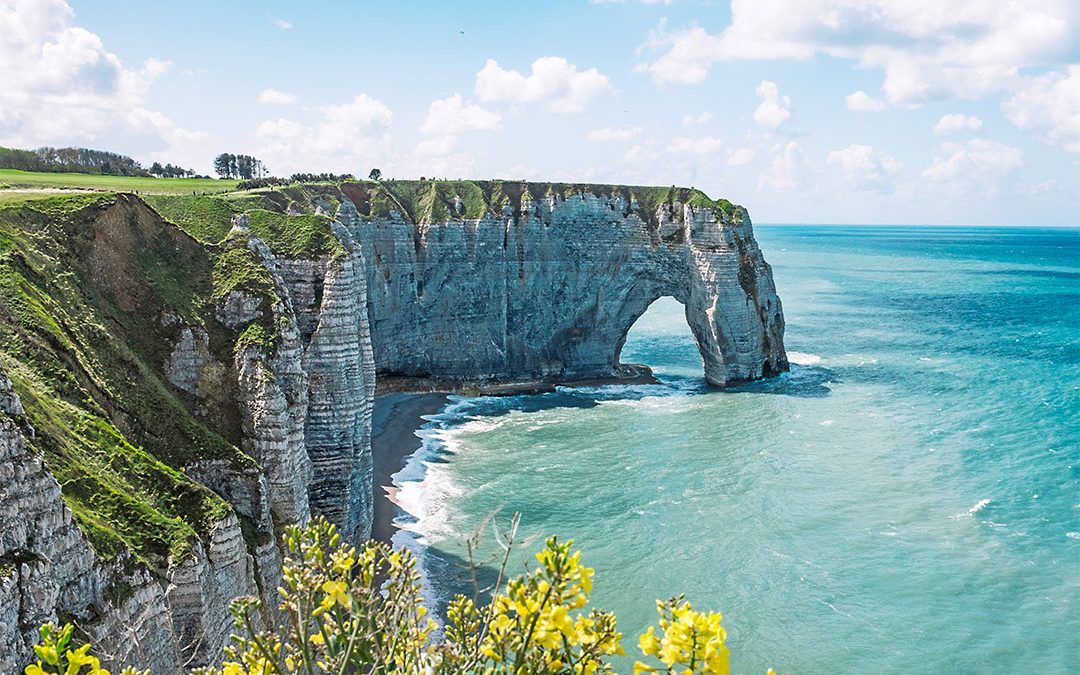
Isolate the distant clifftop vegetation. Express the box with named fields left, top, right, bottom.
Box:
left=0, top=146, right=204, bottom=179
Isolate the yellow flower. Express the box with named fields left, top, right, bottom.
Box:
left=633, top=662, right=658, bottom=674
left=33, top=645, right=59, bottom=667
left=480, top=643, right=501, bottom=661
left=321, top=580, right=350, bottom=607
left=222, top=663, right=245, bottom=675
left=25, top=666, right=47, bottom=675
left=64, top=643, right=102, bottom=675
left=638, top=626, right=661, bottom=656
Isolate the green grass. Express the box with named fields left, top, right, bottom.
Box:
left=0, top=197, right=250, bottom=565
left=142, top=194, right=238, bottom=244
left=247, top=209, right=343, bottom=257
left=0, top=169, right=237, bottom=196
left=0, top=191, right=114, bottom=213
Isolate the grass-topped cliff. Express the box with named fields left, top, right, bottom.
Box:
left=0, top=172, right=743, bottom=568
left=2, top=170, right=742, bottom=248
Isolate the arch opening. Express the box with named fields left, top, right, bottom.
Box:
left=615, top=296, right=707, bottom=382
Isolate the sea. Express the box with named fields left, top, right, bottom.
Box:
left=390, top=225, right=1079, bottom=673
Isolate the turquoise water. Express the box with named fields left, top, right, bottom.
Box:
left=392, top=226, right=1080, bottom=673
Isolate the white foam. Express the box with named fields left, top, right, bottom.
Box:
left=788, top=351, right=822, bottom=365
left=820, top=420, right=835, bottom=427
left=969, top=498, right=992, bottom=514
left=392, top=462, right=463, bottom=546
left=453, top=417, right=503, bottom=434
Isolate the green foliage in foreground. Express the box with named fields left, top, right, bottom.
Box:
left=27, top=518, right=773, bottom=675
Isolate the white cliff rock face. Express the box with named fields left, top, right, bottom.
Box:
left=0, top=365, right=183, bottom=673
left=165, top=514, right=255, bottom=666
left=288, top=217, right=376, bottom=539
left=166, top=326, right=213, bottom=395
left=352, top=192, right=786, bottom=387
left=232, top=236, right=313, bottom=528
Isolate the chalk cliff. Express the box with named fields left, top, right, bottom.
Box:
left=344, top=183, right=786, bottom=387
left=0, top=181, right=785, bottom=672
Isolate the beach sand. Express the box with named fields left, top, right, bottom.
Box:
left=371, top=392, right=450, bottom=543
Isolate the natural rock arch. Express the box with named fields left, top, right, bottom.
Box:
left=351, top=186, right=787, bottom=388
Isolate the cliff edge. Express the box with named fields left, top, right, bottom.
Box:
left=0, top=180, right=785, bottom=671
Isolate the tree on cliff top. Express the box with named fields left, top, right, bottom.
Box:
left=213, top=153, right=267, bottom=180
left=368, top=168, right=382, bottom=181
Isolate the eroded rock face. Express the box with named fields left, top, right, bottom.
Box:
left=0, top=364, right=184, bottom=672
left=281, top=219, right=376, bottom=540
left=354, top=192, right=786, bottom=387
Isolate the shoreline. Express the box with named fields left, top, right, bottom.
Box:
left=368, top=366, right=661, bottom=544
left=370, top=392, right=450, bottom=544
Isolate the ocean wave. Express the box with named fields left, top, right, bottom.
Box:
left=949, top=498, right=993, bottom=521
left=392, top=463, right=462, bottom=546
left=556, top=382, right=673, bottom=399
left=969, top=498, right=992, bottom=514
left=788, top=351, right=823, bottom=365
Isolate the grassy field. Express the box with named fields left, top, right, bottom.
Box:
left=0, top=169, right=238, bottom=199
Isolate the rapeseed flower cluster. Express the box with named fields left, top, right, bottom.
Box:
left=26, top=518, right=772, bottom=674
left=634, top=598, right=732, bottom=674
left=23, top=623, right=146, bottom=675
left=437, top=536, right=623, bottom=673
left=192, top=519, right=435, bottom=675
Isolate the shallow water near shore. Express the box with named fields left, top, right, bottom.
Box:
left=391, top=225, right=1080, bottom=673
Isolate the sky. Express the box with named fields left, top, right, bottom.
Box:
left=1, top=0, right=1078, bottom=225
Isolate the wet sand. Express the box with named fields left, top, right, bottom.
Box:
left=370, top=392, right=449, bottom=543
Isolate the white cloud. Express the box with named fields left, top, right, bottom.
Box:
left=635, top=1, right=1078, bottom=105
left=0, top=0, right=207, bottom=166
left=669, top=136, right=723, bottom=155
left=273, top=18, right=292, bottom=30
left=622, top=144, right=654, bottom=163
left=1003, top=65, right=1080, bottom=153
left=416, top=94, right=501, bottom=159
left=845, top=90, right=885, bottom=112
left=634, top=21, right=719, bottom=85
left=475, top=56, right=612, bottom=113
left=753, top=80, right=790, bottom=129
left=255, top=93, right=393, bottom=174
left=257, top=88, right=297, bottom=105
left=587, top=126, right=642, bottom=141
left=414, top=136, right=458, bottom=157
left=921, top=138, right=1023, bottom=192
left=758, top=141, right=806, bottom=191
left=827, top=144, right=904, bottom=192
left=934, top=113, right=983, bottom=135
left=727, top=147, right=755, bottom=165
left=682, top=111, right=713, bottom=125
left=420, top=94, right=501, bottom=136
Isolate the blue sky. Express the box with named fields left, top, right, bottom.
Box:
left=2, top=0, right=1078, bottom=224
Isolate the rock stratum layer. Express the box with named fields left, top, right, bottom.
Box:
left=0, top=181, right=785, bottom=672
